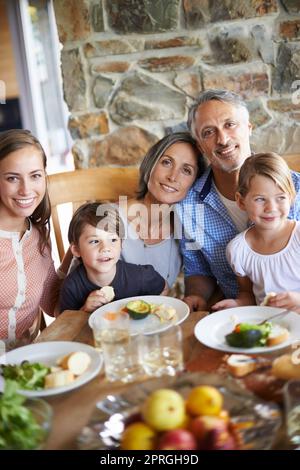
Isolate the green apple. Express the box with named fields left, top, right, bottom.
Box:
left=142, top=388, right=186, bottom=431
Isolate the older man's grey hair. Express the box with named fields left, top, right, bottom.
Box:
left=187, top=89, right=249, bottom=140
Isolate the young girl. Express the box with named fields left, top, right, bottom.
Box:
left=0, top=129, right=61, bottom=348
left=212, top=152, right=300, bottom=313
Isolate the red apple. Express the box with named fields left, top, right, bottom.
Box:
left=158, top=429, right=197, bottom=450
left=189, top=415, right=228, bottom=446
left=206, top=427, right=237, bottom=450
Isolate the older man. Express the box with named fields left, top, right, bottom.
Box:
left=176, top=89, right=300, bottom=311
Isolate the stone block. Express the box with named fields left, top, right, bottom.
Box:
left=281, top=0, right=300, bottom=13
left=72, top=139, right=90, bottom=168
left=138, top=55, right=195, bottom=72
left=273, top=43, right=300, bottom=93
left=183, top=0, right=210, bottom=28
left=268, top=98, right=300, bottom=120
left=145, top=36, right=201, bottom=50
left=88, top=126, right=158, bottom=166
left=280, top=20, right=300, bottom=40
left=93, top=76, right=115, bottom=108
left=209, top=37, right=253, bottom=64
left=84, top=39, right=144, bottom=58
left=174, top=68, right=203, bottom=98
left=251, top=122, right=300, bottom=154
left=53, top=0, right=91, bottom=43
left=91, top=61, right=130, bottom=74
left=209, top=0, right=278, bottom=22
left=247, top=98, right=272, bottom=129
left=203, top=65, right=270, bottom=99
left=91, top=1, right=104, bottom=32
left=110, top=72, right=186, bottom=125
left=251, top=24, right=275, bottom=64
left=61, top=48, right=86, bottom=112
left=105, top=0, right=180, bottom=34
left=69, top=112, right=109, bottom=139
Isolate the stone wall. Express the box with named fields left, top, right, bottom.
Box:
left=53, top=0, right=300, bottom=169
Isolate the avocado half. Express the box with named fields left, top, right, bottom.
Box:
left=126, top=300, right=151, bottom=320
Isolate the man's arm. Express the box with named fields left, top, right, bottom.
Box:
left=184, top=275, right=217, bottom=312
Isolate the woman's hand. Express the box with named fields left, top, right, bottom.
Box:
left=267, top=292, right=300, bottom=314
left=82, top=290, right=108, bottom=313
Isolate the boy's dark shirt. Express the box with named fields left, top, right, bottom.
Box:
left=59, top=260, right=165, bottom=312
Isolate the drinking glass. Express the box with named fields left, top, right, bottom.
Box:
left=90, top=315, right=104, bottom=352
left=99, top=313, right=143, bottom=383
left=139, top=324, right=184, bottom=377
left=283, top=379, right=300, bottom=446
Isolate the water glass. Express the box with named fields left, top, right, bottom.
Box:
left=99, top=313, right=143, bottom=383
left=90, top=315, right=104, bottom=352
left=284, top=379, right=300, bottom=446
left=139, top=324, right=184, bottom=377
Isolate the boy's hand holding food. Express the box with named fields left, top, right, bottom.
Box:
left=82, top=286, right=115, bottom=313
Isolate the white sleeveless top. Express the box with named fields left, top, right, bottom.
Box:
left=227, top=221, right=300, bottom=305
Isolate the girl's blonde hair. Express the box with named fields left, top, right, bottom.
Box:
left=238, top=152, right=296, bottom=200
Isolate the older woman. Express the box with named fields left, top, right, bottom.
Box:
left=119, top=132, right=206, bottom=291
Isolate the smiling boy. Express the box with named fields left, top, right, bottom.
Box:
left=59, top=203, right=166, bottom=313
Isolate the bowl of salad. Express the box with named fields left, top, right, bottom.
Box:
left=0, top=380, right=52, bottom=449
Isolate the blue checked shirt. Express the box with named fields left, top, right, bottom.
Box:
left=175, top=167, right=300, bottom=298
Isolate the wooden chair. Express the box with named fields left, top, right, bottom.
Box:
left=48, top=167, right=139, bottom=262
left=283, top=153, right=300, bottom=173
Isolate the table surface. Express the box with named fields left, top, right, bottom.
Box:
left=35, top=309, right=289, bottom=450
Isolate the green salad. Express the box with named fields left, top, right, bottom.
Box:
left=1, top=361, right=50, bottom=390
left=0, top=380, right=46, bottom=449
left=225, top=322, right=272, bottom=348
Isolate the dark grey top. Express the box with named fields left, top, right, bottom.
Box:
left=59, top=260, right=165, bottom=312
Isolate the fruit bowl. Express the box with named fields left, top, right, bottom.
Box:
left=77, top=372, right=281, bottom=450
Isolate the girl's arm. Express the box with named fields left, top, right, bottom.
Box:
left=211, top=276, right=256, bottom=311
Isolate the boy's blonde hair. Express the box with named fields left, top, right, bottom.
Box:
left=68, top=202, right=124, bottom=245
left=238, top=152, right=296, bottom=200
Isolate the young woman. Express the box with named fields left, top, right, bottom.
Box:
left=119, top=132, right=206, bottom=292
left=212, top=152, right=300, bottom=313
left=0, top=129, right=61, bottom=348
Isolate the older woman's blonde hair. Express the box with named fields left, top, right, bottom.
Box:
left=238, top=152, right=296, bottom=201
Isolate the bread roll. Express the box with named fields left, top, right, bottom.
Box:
left=227, top=354, right=257, bottom=377
left=266, top=325, right=289, bottom=346
left=58, top=351, right=91, bottom=376
left=45, top=370, right=75, bottom=388
left=260, top=292, right=276, bottom=306
left=99, top=286, right=115, bottom=302
left=272, top=354, right=300, bottom=380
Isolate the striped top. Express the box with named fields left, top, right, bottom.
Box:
left=0, top=221, right=60, bottom=346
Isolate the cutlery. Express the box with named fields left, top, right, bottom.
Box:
left=256, top=309, right=291, bottom=326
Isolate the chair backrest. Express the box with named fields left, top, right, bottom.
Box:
left=48, top=167, right=139, bottom=261
left=283, top=153, right=300, bottom=173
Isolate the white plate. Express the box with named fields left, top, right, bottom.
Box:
left=194, top=306, right=300, bottom=354
left=89, top=295, right=189, bottom=335
left=0, top=341, right=103, bottom=397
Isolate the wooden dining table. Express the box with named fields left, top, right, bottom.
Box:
left=35, top=309, right=289, bottom=450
